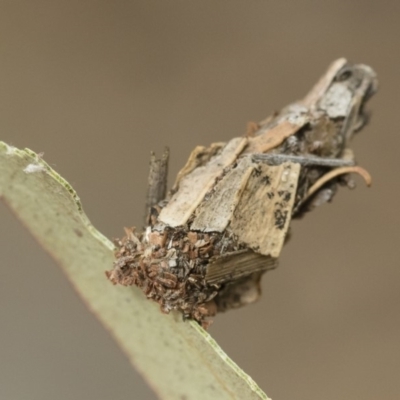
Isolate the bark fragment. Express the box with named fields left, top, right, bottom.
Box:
left=191, top=156, right=255, bottom=232
left=229, top=162, right=300, bottom=258
left=158, top=137, right=248, bottom=227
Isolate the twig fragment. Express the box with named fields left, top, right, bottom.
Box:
left=304, top=165, right=372, bottom=202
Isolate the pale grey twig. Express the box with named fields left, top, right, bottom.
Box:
left=251, top=153, right=355, bottom=167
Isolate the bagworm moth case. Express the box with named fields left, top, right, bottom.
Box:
left=107, top=59, right=377, bottom=327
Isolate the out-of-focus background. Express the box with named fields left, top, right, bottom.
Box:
left=1, top=1, right=399, bottom=399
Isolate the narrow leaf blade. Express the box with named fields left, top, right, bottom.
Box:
left=0, top=142, right=270, bottom=400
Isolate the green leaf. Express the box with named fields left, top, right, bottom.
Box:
left=0, top=141, right=270, bottom=400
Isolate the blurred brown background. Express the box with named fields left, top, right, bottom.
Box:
left=1, top=1, right=399, bottom=399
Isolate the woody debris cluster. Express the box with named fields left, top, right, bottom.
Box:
left=107, top=59, right=377, bottom=327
